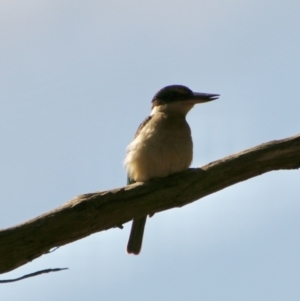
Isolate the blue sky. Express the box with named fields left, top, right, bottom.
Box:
left=1, top=0, right=300, bottom=299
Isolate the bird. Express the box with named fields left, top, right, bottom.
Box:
left=124, top=85, right=219, bottom=255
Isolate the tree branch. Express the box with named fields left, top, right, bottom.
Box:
left=1, top=133, right=299, bottom=274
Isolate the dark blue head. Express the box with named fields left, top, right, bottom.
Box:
left=152, top=85, right=219, bottom=107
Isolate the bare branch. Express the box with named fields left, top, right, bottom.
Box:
left=0, top=133, right=299, bottom=274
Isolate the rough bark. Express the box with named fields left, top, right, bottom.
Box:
left=0, top=133, right=299, bottom=274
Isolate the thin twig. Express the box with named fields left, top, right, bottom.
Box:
left=0, top=268, right=68, bottom=283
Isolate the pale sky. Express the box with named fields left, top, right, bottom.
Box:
left=1, top=0, right=300, bottom=300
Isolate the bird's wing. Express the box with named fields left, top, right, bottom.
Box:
left=127, top=115, right=152, bottom=185
left=127, top=176, right=136, bottom=185
left=134, top=115, right=152, bottom=138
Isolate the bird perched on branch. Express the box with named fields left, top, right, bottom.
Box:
left=124, top=85, right=219, bottom=254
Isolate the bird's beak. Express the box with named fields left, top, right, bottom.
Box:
left=192, top=92, right=219, bottom=104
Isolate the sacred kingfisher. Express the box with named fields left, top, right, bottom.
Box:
left=124, top=85, right=219, bottom=254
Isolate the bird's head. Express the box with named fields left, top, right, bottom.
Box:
left=151, top=85, right=219, bottom=116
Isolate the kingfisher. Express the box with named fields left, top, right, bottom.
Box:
left=124, top=85, right=219, bottom=255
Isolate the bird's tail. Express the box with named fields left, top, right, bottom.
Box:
left=127, top=216, right=147, bottom=255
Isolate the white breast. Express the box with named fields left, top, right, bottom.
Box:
left=124, top=113, right=193, bottom=182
